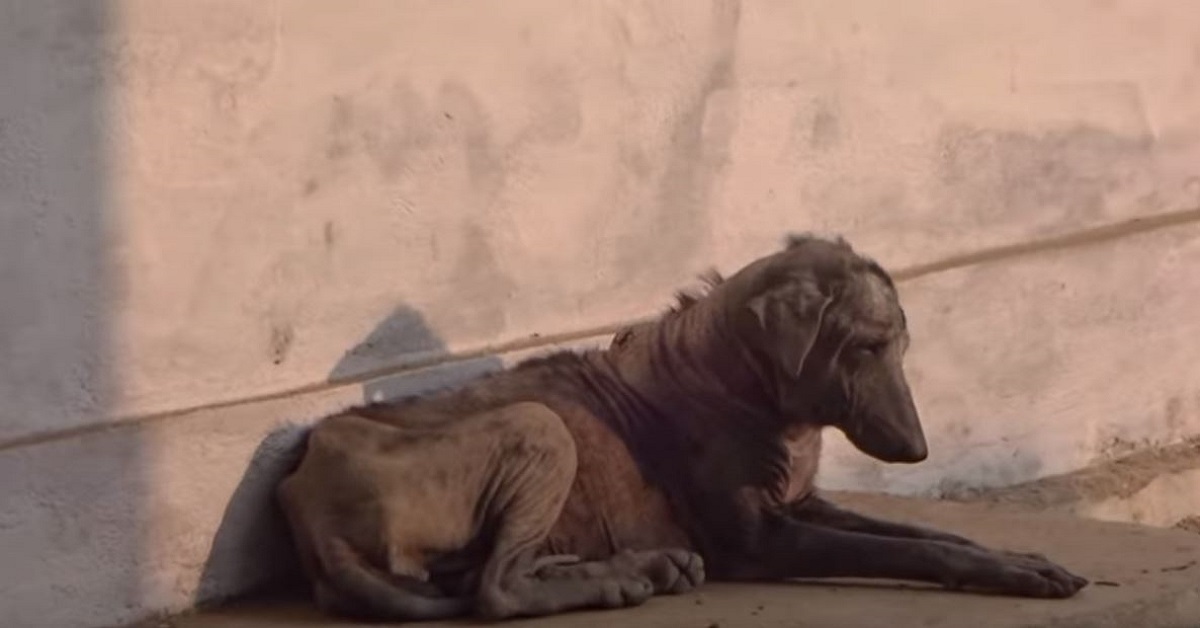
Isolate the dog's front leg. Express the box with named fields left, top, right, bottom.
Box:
left=785, top=494, right=1084, bottom=573
left=786, top=494, right=980, bottom=546
left=723, top=513, right=1087, bottom=598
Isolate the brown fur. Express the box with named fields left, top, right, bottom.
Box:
left=277, top=235, right=1087, bottom=622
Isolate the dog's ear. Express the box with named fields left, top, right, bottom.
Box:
left=745, top=276, right=833, bottom=378
left=784, top=232, right=850, bottom=252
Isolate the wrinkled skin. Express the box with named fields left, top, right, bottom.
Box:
left=277, top=235, right=1088, bottom=623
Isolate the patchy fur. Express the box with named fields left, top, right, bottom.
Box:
left=277, top=235, right=1087, bottom=623
left=671, top=268, right=725, bottom=313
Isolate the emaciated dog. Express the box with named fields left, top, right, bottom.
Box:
left=277, top=234, right=1088, bottom=621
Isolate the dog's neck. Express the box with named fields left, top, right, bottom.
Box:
left=584, top=291, right=811, bottom=512
left=598, top=290, right=783, bottom=432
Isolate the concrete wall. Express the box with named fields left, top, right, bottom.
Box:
left=2, top=1, right=1199, bottom=626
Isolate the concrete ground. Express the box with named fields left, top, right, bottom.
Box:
left=153, top=493, right=1200, bottom=628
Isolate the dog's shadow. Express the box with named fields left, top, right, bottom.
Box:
left=195, top=304, right=502, bottom=608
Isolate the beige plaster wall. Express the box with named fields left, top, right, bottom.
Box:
left=1, top=1, right=1199, bottom=626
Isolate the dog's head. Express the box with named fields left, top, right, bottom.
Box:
left=729, top=234, right=926, bottom=463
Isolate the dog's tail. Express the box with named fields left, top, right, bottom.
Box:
left=315, top=537, right=471, bottom=621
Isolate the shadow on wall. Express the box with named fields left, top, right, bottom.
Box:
left=0, top=3, right=129, bottom=627
left=328, top=304, right=505, bottom=404
left=195, top=304, right=504, bottom=607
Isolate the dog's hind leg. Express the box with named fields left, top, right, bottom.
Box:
left=468, top=402, right=703, bottom=619
left=313, top=536, right=471, bottom=621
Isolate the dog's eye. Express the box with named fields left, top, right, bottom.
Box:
left=857, top=341, right=887, bottom=356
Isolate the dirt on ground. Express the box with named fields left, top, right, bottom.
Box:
left=944, top=437, right=1200, bottom=534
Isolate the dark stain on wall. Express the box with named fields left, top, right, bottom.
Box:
left=359, top=80, right=434, bottom=182
left=324, top=95, right=355, bottom=162
left=268, top=322, right=294, bottom=366
left=290, top=80, right=524, bottom=346
left=937, top=124, right=1156, bottom=229
left=433, top=81, right=519, bottom=339
left=302, top=73, right=590, bottom=343
left=440, top=81, right=507, bottom=202
left=322, top=220, right=335, bottom=249
left=610, top=0, right=743, bottom=287
left=309, top=66, right=584, bottom=195
left=809, top=100, right=841, bottom=151
left=300, top=177, right=319, bottom=197
left=439, top=222, right=516, bottom=339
